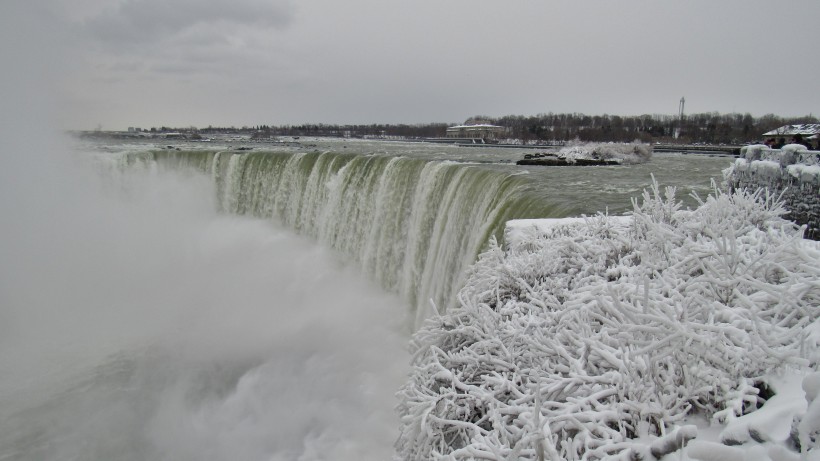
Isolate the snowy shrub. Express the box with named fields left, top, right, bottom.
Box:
left=556, top=141, right=652, bottom=165
left=396, top=180, right=820, bottom=461
left=740, top=144, right=770, bottom=162
left=783, top=143, right=810, bottom=153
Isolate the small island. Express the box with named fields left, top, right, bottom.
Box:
left=517, top=154, right=621, bottom=166
left=516, top=141, right=652, bottom=166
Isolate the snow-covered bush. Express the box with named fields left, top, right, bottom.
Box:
left=556, top=140, right=652, bottom=165
left=738, top=143, right=817, bottom=166
left=740, top=143, right=770, bottom=162
left=396, top=181, right=820, bottom=461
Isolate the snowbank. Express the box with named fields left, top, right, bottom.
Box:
left=396, top=181, right=820, bottom=461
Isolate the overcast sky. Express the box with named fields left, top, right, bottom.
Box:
left=4, top=0, right=820, bottom=130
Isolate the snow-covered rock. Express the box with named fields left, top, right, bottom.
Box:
left=555, top=141, right=652, bottom=165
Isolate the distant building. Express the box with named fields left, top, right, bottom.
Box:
left=445, top=124, right=507, bottom=140
left=762, top=124, right=820, bottom=138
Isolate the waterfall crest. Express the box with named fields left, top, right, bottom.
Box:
left=139, top=149, right=561, bottom=328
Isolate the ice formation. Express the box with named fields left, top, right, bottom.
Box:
left=397, top=181, right=820, bottom=460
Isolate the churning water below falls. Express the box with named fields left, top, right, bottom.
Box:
left=0, top=137, right=734, bottom=460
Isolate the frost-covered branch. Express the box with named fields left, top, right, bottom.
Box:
left=397, top=180, right=820, bottom=460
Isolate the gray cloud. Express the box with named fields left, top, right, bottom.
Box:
left=74, top=0, right=297, bottom=96
left=83, top=0, right=293, bottom=47
left=30, top=0, right=820, bottom=130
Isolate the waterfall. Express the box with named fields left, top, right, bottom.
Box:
left=139, top=149, right=560, bottom=328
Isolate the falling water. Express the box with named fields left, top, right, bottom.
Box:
left=0, top=139, right=734, bottom=460
left=134, top=149, right=563, bottom=327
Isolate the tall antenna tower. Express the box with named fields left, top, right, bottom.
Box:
left=674, top=97, right=686, bottom=140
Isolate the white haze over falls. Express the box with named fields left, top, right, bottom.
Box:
left=0, top=136, right=409, bottom=460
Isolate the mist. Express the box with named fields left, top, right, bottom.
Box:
left=0, top=139, right=410, bottom=459
left=0, top=7, right=409, bottom=456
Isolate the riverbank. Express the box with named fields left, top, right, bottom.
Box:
left=653, top=143, right=741, bottom=155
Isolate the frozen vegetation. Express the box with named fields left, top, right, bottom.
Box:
left=732, top=143, right=820, bottom=184
left=397, top=181, right=820, bottom=460
left=727, top=143, right=820, bottom=240
left=556, top=141, right=652, bottom=165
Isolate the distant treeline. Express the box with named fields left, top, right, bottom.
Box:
left=155, top=112, right=818, bottom=144
left=470, top=112, right=818, bottom=144
left=195, top=123, right=451, bottom=139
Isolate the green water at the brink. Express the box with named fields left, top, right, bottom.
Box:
left=121, top=139, right=734, bottom=327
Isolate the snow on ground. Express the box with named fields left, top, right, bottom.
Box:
left=397, top=181, right=820, bottom=461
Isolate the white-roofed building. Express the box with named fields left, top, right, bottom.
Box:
left=445, top=124, right=507, bottom=140
left=762, top=124, right=820, bottom=138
